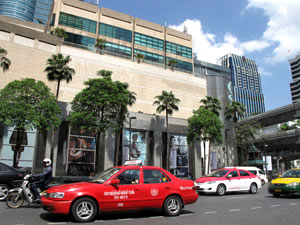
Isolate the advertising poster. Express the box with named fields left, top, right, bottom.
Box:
left=67, top=127, right=96, bottom=176
left=123, top=130, right=146, bottom=165
left=170, top=134, right=189, bottom=177
left=0, top=127, right=36, bottom=168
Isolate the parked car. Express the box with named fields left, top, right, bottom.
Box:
left=41, top=165, right=198, bottom=223
left=225, top=166, right=268, bottom=185
left=194, top=168, right=262, bottom=196
left=268, top=168, right=300, bottom=197
left=0, top=162, right=26, bottom=200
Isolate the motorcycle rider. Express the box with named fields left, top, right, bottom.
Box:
left=31, top=158, right=52, bottom=203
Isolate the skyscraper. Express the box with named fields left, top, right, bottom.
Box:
left=220, top=54, right=265, bottom=117
left=80, top=0, right=100, bottom=7
left=289, top=54, right=300, bottom=102
left=0, top=0, right=53, bottom=25
left=33, top=0, right=53, bottom=25
left=0, top=0, right=36, bottom=22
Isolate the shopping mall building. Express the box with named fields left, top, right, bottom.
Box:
left=0, top=0, right=233, bottom=180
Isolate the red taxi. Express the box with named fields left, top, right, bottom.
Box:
left=41, top=165, right=198, bottom=222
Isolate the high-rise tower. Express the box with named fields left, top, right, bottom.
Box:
left=289, top=54, right=300, bottom=102
left=0, top=0, right=53, bottom=25
left=220, top=54, right=265, bottom=117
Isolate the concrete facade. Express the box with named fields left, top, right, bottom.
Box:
left=0, top=14, right=206, bottom=179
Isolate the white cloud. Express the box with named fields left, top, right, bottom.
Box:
left=246, top=0, right=300, bottom=63
left=168, top=19, right=268, bottom=64
left=258, top=66, right=272, bottom=77
left=169, top=0, right=300, bottom=65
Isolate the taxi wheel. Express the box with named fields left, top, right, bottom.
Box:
left=249, top=183, right=257, bottom=194
left=272, top=193, right=280, bottom=198
left=216, top=184, right=226, bottom=196
left=163, top=195, right=182, bottom=216
left=71, top=197, right=97, bottom=223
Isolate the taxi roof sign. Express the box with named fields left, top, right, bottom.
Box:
left=123, top=160, right=142, bottom=166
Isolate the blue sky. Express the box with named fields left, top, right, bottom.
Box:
left=99, top=0, right=300, bottom=111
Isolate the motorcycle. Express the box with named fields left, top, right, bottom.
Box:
left=6, top=174, right=48, bottom=208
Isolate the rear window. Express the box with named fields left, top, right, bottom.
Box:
left=240, top=170, right=250, bottom=176
left=249, top=170, right=257, bottom=175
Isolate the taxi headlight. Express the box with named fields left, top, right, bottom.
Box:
left=287, top=182, right=300, bottom=187
left=49, top=192, right=65, bottom=199
left=206, top=181, right=216, bottom=184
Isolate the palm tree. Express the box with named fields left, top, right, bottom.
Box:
left=224, top=101, right=246, bottom=165
left=0, top=47, right=11, bottom=72
left=97, top=69, right=112, bottom=78
left=52, top=27, right=68, bottom=39
left=153, top=90, right=181, bottom=171
left=95, top=38, right=106, bottom=54
left=44, top=53, right=75, bottom=100
left=200, top=96, right=221, bottom=116
left=168, top=59, right=177, bottom=71
left=135, top=53, right=144, bottom=63
left=199, top=96, right=222, bottom=173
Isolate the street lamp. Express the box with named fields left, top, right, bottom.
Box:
left=129, top=116, right=137, bottom=159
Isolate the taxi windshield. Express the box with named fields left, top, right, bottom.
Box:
left=207, top=170, right=229, bottom=177
left=92, top=167, right=121, bottom=183
left=281, top=170, right=300, bottom=178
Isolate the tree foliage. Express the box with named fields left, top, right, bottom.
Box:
left=187, top=108, right=223, bottom=174
left=153, top=90, right=180, bottom=171
left=95, top=39, right=106, bottom=54
left=224, top=101, right=246, bottom=165
left=200, top=96, right=221, bottom=117
left=0, top=78, right=61, bottom=167
left=68, top=73, right=136, bottom=169
left=0, top=47, right=11, bottom=72
left=52, top=27, right=68, bottom=39
left=44, top=53, right=75, bottom=100
left=237, top=121, right=260, bottom=164
left=167, top=59, right=177, bottom=71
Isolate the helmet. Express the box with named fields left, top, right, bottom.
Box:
left=43, top=158, right=51, bottom=166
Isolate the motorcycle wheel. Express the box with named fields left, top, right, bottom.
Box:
left=6, top=191, right=24, bottom=208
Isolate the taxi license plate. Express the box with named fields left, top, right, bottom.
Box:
left=274, top=189, right=281, bottom=192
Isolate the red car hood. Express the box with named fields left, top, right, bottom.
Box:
left=47, top=182, right=102, bottom=192
left=195, top=177, right=225, bottom=183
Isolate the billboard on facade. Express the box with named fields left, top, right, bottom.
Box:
left=67, top=127, right=96, bottom=176
left=123, top=130, right=146, bottom=165
left=170, top=134, right=189, bottom=177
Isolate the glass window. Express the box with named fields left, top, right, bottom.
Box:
left=239, top=170, right=250, bottom=176
left=134, top=49, right=164, bottom=65
left=143, top=169, right=169, bottom=184
left=59, top=12, right=96, bottom=33
left=207, top=170, right=229, bottom=177
left=65, top=32, right=95, bottom=51
left=229, top=171, right=239, bottom=177
left=249, top=170, right=257, bottom=175
left=117, top=169, right=140, bottom=185
left=67, top=127, right=96, bottom=176
left=166, top=57, right=193, bottom=73
left=134, top=32, right=164, bottom=51
left=104, top=42, right=132, bottom=58
left=99, top=23, right=132, bottom=43
left=0, top=126, right=36, bottom=168
left=166, top=41, right=192, bottom=59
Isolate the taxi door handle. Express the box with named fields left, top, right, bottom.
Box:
left=134, top=189, right=139, bottom=191
left=165, top=187, right=170, bottom=189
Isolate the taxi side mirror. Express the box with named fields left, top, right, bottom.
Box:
left=227, top=174, right=232, bottom=179
left=110, top=179, right=120, bottom=185
left=278, top=174, right=281, bottom=178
